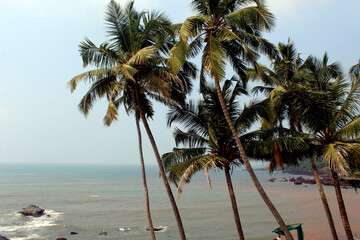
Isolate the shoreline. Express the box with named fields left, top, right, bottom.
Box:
left=0, top=166, right=358, bottom=240
left=262, top=178, right=360, bottom=240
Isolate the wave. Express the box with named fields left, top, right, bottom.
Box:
left=89, top=194, right=100, bottom=198
left=10, top=234, right=42, bottom=240
left=0, top=209, right=62, bottom=233
left=145, top=226, right=168, bottom=233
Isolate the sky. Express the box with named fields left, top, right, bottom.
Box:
left=0, top=0, right=359, bottom=165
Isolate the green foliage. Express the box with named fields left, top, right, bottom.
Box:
left=168, top=0, right=277, bottom=85
left=268, top=52, right=360, bottom=174
left=69, top=0, right=196, bottom=126
left=162, top=80, right=272, bottom=192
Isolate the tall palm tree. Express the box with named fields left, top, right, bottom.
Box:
left=276, top=64, right=360, bottom=240
left=163, top=80, right=270, bottom=240
left=68, top=2, right=195, bottom=239
left=300, top=55, right=355, bottom=240
left=135, top=113, right=156, bottom=239
left=168, top=1, right=294, bottom=239
left=250, top=44, right=341, bottom=240
left=109, top=80, right=157, bottom=239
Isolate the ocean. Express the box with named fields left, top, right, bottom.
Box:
left=0, top=163, right=358, bottom=240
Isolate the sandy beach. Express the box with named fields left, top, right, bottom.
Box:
left=0, top=164, right=359, bottom=240
left=262, top=181, right=360, bottom=240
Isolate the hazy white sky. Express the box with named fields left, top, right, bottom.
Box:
left=0, top=0, right=359, bottom=165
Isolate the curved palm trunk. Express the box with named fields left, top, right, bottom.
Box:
left=224, top=164, right=245, bottom=240
left=214, top=78, right=294, bottom=240
left=331, top=169, right=354, bottom=240
left=309, top=156, right=338, bottom=240
left=135, top=115, right=156, bottom=240
left=134, top=85, right=187, bottom=240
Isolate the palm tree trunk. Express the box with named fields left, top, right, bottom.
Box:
left=224, top=164, right=245, bottom=240
left=135, top=115, right=156, bottom=240
left=331, top=169, right=354, bottom=240
left=134, top=85, right=187, bottom=240
left=309, top=156, right=338, bottom=240
left=214, top=78, right=294, bottom=240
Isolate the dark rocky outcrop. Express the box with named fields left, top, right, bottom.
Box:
left=303, top=178, right=316, bottom=184
left=0, top=235, right=10, bottom=240
left=267, top=174, right=354, bottom=189
left=294, top=180, right=303, bottom=185
left=19, top=205, right=45, bottom=217
left=280, top=178, right=288, bottom=182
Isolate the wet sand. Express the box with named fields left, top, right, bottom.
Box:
left=266, top=184, right=360, bottom=240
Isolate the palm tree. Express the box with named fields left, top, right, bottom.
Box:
left=109, top=80, right=157, bottom=239
left=300, top=55, right=355, bottom=240
left=135, top=113, right=156, bottom=239
left=163, top=80, right=270, bottom=240
left=168, top=1, right=294, bottom=239
left=68, top=2, right=195, bottom=239
left=249, top=39, right=309, bottom=130
left=276, top=63, right=360, bottom=240
left=250, top=44, right=341, bottom=240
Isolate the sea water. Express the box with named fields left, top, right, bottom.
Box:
left=0, top=163, right=358, bottom=240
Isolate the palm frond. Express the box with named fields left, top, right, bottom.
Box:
left=162, top=147, right=208, bottom=172
left=323, top=142, right=355, bottom=173
left=168, top=40, right=190, bottom=74
left=103, top=100, right=119, bottom=126
left=166, top=100, right=206, bottom=129
left=173, top=128, right=209, bottom=148
left=349, top=60, right=360, bottom=80
left=225, top=4, right=275, bottom=32
left=79, top=38, right=120, bottom=68
left=177, top=154, right=225, bottom=196
left=127, top=46, right=157, bottom=65
left=68, top=68, right=113, bottom=93
left=202, top=35, right=227, bottom=81
left=105, top=0, right=132, bottom=52
left=179, top=15, right=207, bottom=41
left=77, top=75, right=117, bottom=116
left=112, top=64, right=137, bottom=81
left=337, top=116, right=360, bottom=140
left=236, top=99, right=270, bottom=133
left=251, top=86, right=274, bottom=95
left=334, top=77, right=360, bottom=129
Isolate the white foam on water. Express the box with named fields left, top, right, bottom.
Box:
left=89, top=194, right=100, bottom=198
left=144, top=226, right=168, bottom=233
left=44, top=209, right=63, bottom=217
left=156, top=226, right=168, bottom=233
left=119, top=227, right=131, bottom=232
left=11, top=234, right=42, bottom=240
left=0, top=209, right=62, bottom=233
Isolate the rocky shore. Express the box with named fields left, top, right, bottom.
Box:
left=19, top=205, right=45, bottom=217
left=268, top=174, right=354, bottom=189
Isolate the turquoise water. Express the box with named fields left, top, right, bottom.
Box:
left=0, top=163, right=357, bottom=240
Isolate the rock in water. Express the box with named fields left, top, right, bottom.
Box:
left=294, top=180, right=303, bottom=185
left=19, top=205, right=45, bottom=217
left=0, top=235, right=10, bottom=240
left=268, top=178, right=276, bottom=182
